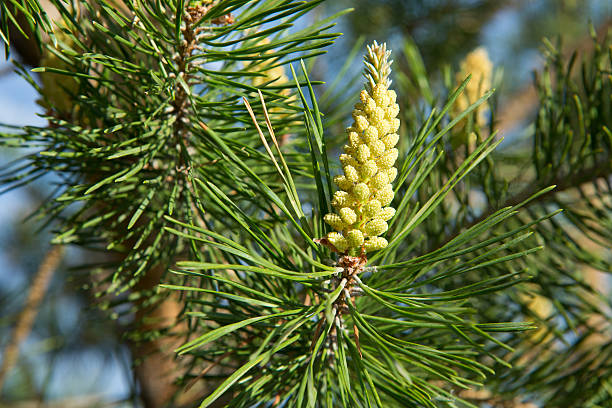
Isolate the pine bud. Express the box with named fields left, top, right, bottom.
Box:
left=371, top=172, right=389, bottom=190
left=379, top=207, right=396, bottom=221
left=363, top=200, right=382, bottom=217
left=365, top=236, right=388, bottom=251
left=333, top=175, right=353, bottom=191
left=352, top=183, right=370, bottom=201
left=356, top=144, right=371, bottom=163
left=360, top=160, right=378, bottom=179
left=364, top=126, right=379, bottom=145
left=38, top=30, right=79, bottom=115
left=346, top=229, right=364, bottom=248
left=382, top=133, right=399, bottom=149
left=365, top=218, right=388, bottom=236
left=339, top=207, right=357, bottom=225
left=344, top=165, right=359, bottom=183
left=324, top=213, right=346, bottom=231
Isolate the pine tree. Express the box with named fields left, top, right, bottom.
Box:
left=1, top=1, right=612, bottom=407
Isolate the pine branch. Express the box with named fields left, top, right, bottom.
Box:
left=157, top=43, right=552, bottom=407
left=0, top=245, right=64, bottom=391
left=1, top=1, right=349, bottom=406
left=436, top=160, right=612, bottom=250
left=3, top=1, right=612, bottom=406
left=495, top=18, right=612, bottom=135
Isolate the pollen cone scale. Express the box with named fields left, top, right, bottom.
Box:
left=323, top=41, right=399, bottom=254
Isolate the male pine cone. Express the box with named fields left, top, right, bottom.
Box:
left=452, top=46, right=493, bottom=136
left=324, top=42, right=400, bottom=254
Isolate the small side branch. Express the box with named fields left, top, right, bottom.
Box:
left=437, top=161, right=612, bottom=250
left=0, top=245, right=64, bottom=391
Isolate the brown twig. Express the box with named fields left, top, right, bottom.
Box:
left=436, top=160, right=612, bottom=254
left=325, top=255, right=367, bottom=360
left=184, top=334, right=254, bottom=394
left=0, top=245, right=64, bottom=391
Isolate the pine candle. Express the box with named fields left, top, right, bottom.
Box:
left=453, top=46, right=493, bottom=131
left=324, top=41, right=400, bottom=254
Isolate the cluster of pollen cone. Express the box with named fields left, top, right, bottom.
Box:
left=324, top=41, right=400, bottom=254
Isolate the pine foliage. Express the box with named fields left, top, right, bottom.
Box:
left=1, top=0, right=347, bottom=290
left=1, top=2, right=612, bottom=407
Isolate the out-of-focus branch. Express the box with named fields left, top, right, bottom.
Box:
left=0, top=394, right=105, bottom=407
left=496, top=18, right=612, bottom=136
left=0, top=64, right=14, bottom=78
left=0, top=245, right=64, bottom=391
left=2, top=0, right=59, bottom=66
left=459, top=388, right=537, bottom=408
left=438, top=160, right=612, bottom=250
left=495, top=84, right=538, bottom=135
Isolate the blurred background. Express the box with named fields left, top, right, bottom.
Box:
left=0, top=0, right=610, bottom=406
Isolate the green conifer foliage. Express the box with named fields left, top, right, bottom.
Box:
left=2, top=2, right=612, bottom=407
left=162, top=42, right=549, bottom=406
left=2, top=0, right=347, bottom=292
